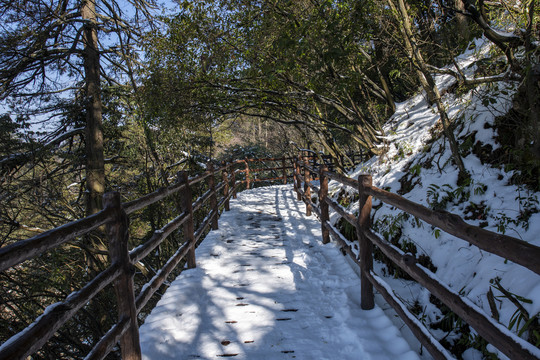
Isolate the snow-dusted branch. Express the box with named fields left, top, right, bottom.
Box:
left=426, top=63, right=521, bottom=86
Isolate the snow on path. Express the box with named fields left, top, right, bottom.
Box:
left=139, top=185, right=421, bottom=360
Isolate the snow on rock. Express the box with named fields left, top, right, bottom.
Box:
left=139, top=185, right=421, bottom=360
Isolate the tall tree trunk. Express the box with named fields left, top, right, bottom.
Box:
left=377, top=67, right=396, bottom=114
left=388, top=0, right=467, bottom=179
left=81, top=0, right=108, bottom=272
left=524, top=0, right=540, bottom=161
left=82, top=0, right=105, bottom=216
left=454, top=0, right=470, bottom=40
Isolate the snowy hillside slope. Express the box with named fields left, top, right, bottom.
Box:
left=329, top=38, right=540, bottom=359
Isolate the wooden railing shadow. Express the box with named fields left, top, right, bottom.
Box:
left=293, top=157, right=540, bottom=360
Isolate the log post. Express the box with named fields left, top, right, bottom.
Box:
left=294, top=156, right=301, bottom=200
left=319, top=165, right=330, bottom=244
left=178, top=172, right=196, bottom=268
left=222, top=162, right=230, bottom=211
left=104, top=192, right=142, bottom=360
left=292, top=157, right=297, bottom=198
left=282, top=157, right=287, bottom=184
left=357, top=174, right=374, bottom=310
left=207, top=162, right=218, bottom=230
left=232, top=168, right=237, bottom=199
left=304, top=156, right=312, bottom=216
left=245, top=160, right=250, bottom=190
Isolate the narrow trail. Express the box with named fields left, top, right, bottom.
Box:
left=139, top=185, right=421, bottom=360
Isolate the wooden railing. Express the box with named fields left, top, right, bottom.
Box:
left=0, top=161, right=247, bottom=360
left=233, top=152, right=356, bottom=191
left=234, top=156, right=293, bottom=190
left=293, top=157, right=540, bottom=360
left=7, top=151, right=536, bottom=360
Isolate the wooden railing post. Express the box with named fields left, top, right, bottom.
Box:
left=282, top=157, right=287, bottom=184
left=293, top=157, right=297, bottom=194
left=104, top=192, right=142, bottom=360
left=207, top=162, right=218, bottom=230
left=357, top=174, right=374, bottom=310
left=232, top=167, right=237, bottom=199
left=222, top=162, right=230, bottom=211
left=319, top=165, right=330, bottom=244
left=294, top=156, right=301, bottom=200
left=304, top=156, right=312, bottom=216
left=244, top=159, right=250, bottom=190
left=178, top=172, right=196, bottom=268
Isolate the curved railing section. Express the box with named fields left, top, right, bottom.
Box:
left=0, top=162, right=242, bottom=360
left=293, top=156, right=540, bottom=360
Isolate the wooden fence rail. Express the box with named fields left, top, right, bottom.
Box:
left=233, top=152, right=357, bottom=190
left=8, top=151, right=532, bottom=360
left=0, top=153, right=365, bottom=360
left=293, top=157, right=540, bottom=360
left=0, top=161, right=243, bottom=360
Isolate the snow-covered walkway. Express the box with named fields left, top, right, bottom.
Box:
left=139, top=185, right=421, bottom=360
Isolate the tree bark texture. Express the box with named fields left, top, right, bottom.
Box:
left=389, top=0, right=467, bottom=177
left=82, top=0, right=106, bottom=216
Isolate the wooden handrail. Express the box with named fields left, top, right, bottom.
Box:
left=294, top=158, right=540, bottom=360
left=317, top=166, right=540, bottom=276
left=85, top=316, right=131, bottom=360
left=365, top=270, right=454, bottom=360
left=306, top=180, right=320, bottom=193
left=251, top=176, right=291, bottom=183
left=0, top=167, right=216, bottom=273
left=135, top=241, right=192, bottom=313
left=365, top=229, right=539, bottom=359
left=249, top=166, right=293, bottom=172
left=303, top=156, right=312, bottom=216
left=179, top=171, right=196, bottom=269
left=129, top=211, right=188, bottom=263
left=325, top=196, right=356, bottom=226
left=325, top=169, right=358, bottom=189
left=365, top=185, right=540, bottom=276
left=222, top=162, right=230, bottom=211
left=123, top=182, right=186, bottom=215
left=0, top=158, right=241, bottom=360
left=0, top=207, right=114, bottom=272
left=235, top=156, right=293, bottom=189
left=0, top=263, right=122, bottom=359
left=193, top=188, right=213, bottom=213
left=8, top=151, right=536, bottom=360
left=240, top=156, right=293, bottom=162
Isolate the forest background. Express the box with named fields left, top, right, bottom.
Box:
left=0, top=0, right=539, bottom=358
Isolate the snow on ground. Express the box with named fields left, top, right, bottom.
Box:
left=139, top=185, right=421, bottom=360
